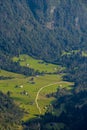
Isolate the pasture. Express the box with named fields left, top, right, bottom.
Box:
left=0, top=55, right=73, bottom=121
left=13, top=54, right=64, bottom=73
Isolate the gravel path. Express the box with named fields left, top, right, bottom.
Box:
left=35, top=82, right=60, bottom=114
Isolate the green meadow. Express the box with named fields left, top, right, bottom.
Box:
left=82, top=51, right=87, bottom=57
left=13, top=54, right=64, bottom=73
left=0, top=55, right=73, bottom=121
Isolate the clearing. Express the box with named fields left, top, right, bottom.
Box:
left=0, top=55, right=73, bottom=121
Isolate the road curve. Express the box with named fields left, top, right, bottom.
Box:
left=35, top=82, right=60, bottom=114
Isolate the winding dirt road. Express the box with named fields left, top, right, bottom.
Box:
left=35, top=82, right=60, bottom=114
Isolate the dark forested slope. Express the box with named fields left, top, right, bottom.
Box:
left=0, top=91, right=23, bottom=130
left=0, top=0, right=87, bottom=60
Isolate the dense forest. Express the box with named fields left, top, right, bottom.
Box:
left=0, top=0, right=87, bottom=58
left=0, top=91, right=24, bottom=130
left=0, top=0, right=87, bottom=74
left=0, top=0, right=87, bottom=130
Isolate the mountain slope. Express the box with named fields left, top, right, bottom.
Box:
left=0, top=0, right=87, bottom=61
left=0, top=91, right=23, bottom=129
left=0, top=1, right=87, bottom=130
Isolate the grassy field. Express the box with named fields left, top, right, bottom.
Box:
left=0, top=55, right=73, bottom=121
left=61, top=50, right=80, bottom=56
left=82, top=51, right=87, bottom=57
left=13, top=54, right=64, bottom=73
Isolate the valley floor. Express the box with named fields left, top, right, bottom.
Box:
left=0, top=55, right=73, bottom=121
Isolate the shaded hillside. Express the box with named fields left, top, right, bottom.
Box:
left=0, top=91, right=23, bottom=130
left=0, top=0, right=87, bottom=61
left=38, top=90, right=87, bottom=130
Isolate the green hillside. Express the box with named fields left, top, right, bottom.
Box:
left=0, top=56, right=73, bottom=121
left=0, top=0, right=87, bottom=130
left=13, top=54, right=64, bottom=73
